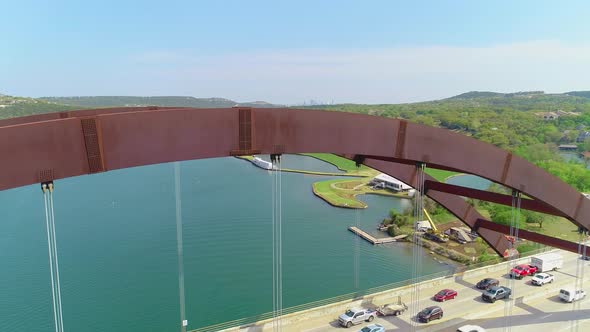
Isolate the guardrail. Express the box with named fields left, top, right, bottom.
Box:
left=189, top=245, right=553, bottom=332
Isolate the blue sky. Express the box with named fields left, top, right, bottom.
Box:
left=1, top=0, right=589, bottom=104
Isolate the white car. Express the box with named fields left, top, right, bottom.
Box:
left=457, top=325, right=486, bottom=332
left=531, top=273, right=554, bottom=286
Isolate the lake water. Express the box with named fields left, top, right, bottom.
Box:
left=445, top=174, right=492, bottom=190
left=0, top=155, right=452, bottom=332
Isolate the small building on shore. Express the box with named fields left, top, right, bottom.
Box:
left=371, top=173, right=412, bottom=192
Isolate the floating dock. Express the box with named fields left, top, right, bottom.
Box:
left=348, top=226, right=402, bottom=244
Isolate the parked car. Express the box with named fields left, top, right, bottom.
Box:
left=482, top=286, right=511, bottom=303
left=559, top=288, right=586, bottom=303
left=457, top=325, right=486, bottom=332
left=376, top=302, right=407, bottom=316
left=510, top=264, right=538, bottom=279
left=434, top=289, right=458, bottom=302
left=417, top=306, right=443, bottom=323
left=338, top=308, right=377, bottom=328
left=360, top=324, right=385, bottom=332
left=476, top=278, right=499, bottom=290
left=531, top=273, right=554, bottom=286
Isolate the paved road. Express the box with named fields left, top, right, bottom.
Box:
left=301, top=250, right=590, bottom=332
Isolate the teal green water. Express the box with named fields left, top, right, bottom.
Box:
left=0, top=156, right=452, bottom=331
left=445, top=174, right=492, bottom=190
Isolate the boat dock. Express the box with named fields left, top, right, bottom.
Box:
left=348, top=226, right=402, bottom=244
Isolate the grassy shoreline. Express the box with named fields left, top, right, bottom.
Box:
left=312, top=178, right=411, bottom=209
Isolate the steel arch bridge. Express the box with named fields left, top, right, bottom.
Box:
left=1, top=106, right=588, bottom=256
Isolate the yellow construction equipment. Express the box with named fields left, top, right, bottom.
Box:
left=422, top=208, right=438, bottom=232
left=422, top=208, right=449, bottom=243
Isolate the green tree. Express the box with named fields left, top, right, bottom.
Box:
left=488, top=204, right=526, bottom=228
left=522, top=210, right=551, bottom=228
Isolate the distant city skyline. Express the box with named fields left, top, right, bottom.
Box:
left=2, top=1, right=590, bottom=104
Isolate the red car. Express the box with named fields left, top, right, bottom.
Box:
left=434, top=289, right=457, bottom=302
left=510, top=264, right=538, bottom=279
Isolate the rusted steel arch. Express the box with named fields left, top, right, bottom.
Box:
left=0, top=107, right=588, bottom=256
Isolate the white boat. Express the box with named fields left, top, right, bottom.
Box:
left=251, top=157, right=274, bottom=170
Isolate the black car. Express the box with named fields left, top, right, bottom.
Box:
left=417, top=306, right=443, bottom=323
left=476, top=278, right=499, bottom=290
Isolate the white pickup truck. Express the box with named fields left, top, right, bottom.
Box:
left=338, top=308, right=377, bottom=328
left=531, top=273, right=554, bottom=286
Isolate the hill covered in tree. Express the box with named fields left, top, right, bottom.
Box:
left=0, top=94, right=282, bottom=120
left=565, top=91, right=590, bottom=99
left=447, top=91, right=544, bottom=99
left=39, top=96, right=282, bottom=108
left=0, top=95, right=76, bottom=119
left=310, top=91, right=590, bottom=191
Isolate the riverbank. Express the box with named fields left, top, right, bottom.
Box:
left=300, top=153, right=375, bottom=176
left=236, top=155, right=367, bottom=177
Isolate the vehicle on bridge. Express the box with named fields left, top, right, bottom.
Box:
left=531, top=272, right=554, bottom=286
left=434, top=288, right=458, bottom=302
left=482, top=286, right=511, bottom=303
left=359, top=324, right=385, bottom=332
left=531, top=253, right=563, bottom=272
left=376, top=302, right=407, bottom=316
left=417, top=306, right=443, bottom=323
left=559, top=288, right=586, bottom=303
left=476, top=278, right=499, bottom=290
left=338, top=308, right=377, bottom=328
left=510, top=264, right=538, bottom=279
left=457, top=325, right=486, bottom=332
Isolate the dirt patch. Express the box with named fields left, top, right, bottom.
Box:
left=426, top=220, right=492, bottom=262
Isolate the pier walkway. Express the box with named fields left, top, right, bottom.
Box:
left=348, top=226, right=402, bottom=244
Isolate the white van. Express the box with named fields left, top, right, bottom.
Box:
left=559, top=288, right=586, bottom=303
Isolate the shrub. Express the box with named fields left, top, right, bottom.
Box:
left=516, top=242, right=543, bottom=254
left=387, top=225, right=400, bottom=237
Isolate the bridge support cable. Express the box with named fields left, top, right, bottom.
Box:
left=353, top=207, right=360, bottom=289
left=410, top=163, right=426, bottom=332
left=352, top=156, right=363, bottom=290
left=571, top=227, right=588, bottom=332
left=353, top=162, right=361, bottom=290
left=42, top=182, right=65, bottom=332
left=504, top=190, right=521, bottom=332
left=174, top=163, right=188, bottom=332
left=270, top=154, right=283, bottom=332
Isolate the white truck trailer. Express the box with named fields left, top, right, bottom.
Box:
left=531, top=253, right=563, bottom=272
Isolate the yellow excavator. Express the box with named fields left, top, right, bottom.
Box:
left=422, top=208, right=449, bottom=243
